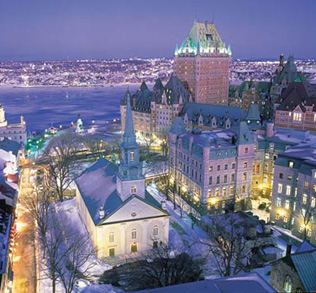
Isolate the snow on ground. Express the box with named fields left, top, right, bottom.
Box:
left=147, top=184, right=219, bottom=277
left=56, top=198, right=113, bottom=277
left=79, top=284, right=123, bottom=293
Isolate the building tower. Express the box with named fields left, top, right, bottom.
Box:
left=174, top=21, right=232, bottom=105
left=0, top=104, right=8, bottom=127
left=117, top=94, right=145, bottom=201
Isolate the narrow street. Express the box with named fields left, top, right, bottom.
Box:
left=12, top=167, right=37, bottom=293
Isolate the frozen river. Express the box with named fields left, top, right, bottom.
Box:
left=0, top=85, right=139, bottom=132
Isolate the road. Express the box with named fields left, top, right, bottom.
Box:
left=12, top=167, right=37, bottom=293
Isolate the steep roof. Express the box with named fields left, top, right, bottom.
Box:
left=277, top=81, right=316, bottom=112
left=122, top=93, right=138, bottom=149
left=181, top=103, right=245, bottom=128
left=235, top=121, right=254, bottom=145
left=164, top=74, right=191, bottom=104
left=76, top=158, right=167, bottom=226
left=246, top=104, right=261, bottom=121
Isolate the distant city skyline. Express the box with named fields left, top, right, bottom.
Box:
left=0, top=0, right=315, bottom=61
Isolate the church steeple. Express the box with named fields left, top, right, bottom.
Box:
left=117, top=94, right=145, bottom=200
left=121, top=93, right=137, bottom=149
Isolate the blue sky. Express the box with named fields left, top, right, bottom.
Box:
left=0, top=0, right=315, bottom=61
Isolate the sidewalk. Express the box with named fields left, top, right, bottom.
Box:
left=12, top=167, right=37, bottom=293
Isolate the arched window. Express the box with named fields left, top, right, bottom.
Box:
left=131, top=186, right=137, bottom=194
left=109, top=232, right=114, bottom=243
left=284, top=275, right=292, bottom=292
left=132, top=229, right=137, bottom=239
left=153, top=225, right=158, bottom=236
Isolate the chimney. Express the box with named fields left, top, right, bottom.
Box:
left=286, top=244, right=292, bottom=257
left=99, top=206, right=105, bottom=219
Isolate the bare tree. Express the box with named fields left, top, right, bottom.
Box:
left=38, top=133, right=83, bottom=201
left=126, top=244, right=203, bottom=290
left=201, top=212, right=256, bottom=277
left=296, top=195, right=316, bottom=240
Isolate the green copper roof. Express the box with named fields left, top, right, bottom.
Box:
left=175, top=21, right=231, bottom=57
left=236, top=121, right=253, bottom=145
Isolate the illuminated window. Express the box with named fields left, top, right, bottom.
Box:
left=284, top=216, right=288, bottom=223
left=243, top=172, right=247, bottom=181
left=132, top=229, right=137, bottom=239
left=311, top=197, right=315, bottom=208
left=230, top=187, right=234, bottom=195
left=245, top=147, right=248, bottom=154
left=153, top=225, right=158, bottom=236
left=304, top=182, right=309, bottom=189
left=286, top=185, right=291, bottom=196
left=314, top=113, right=316, bottom=122
left=293, top=112, right=302, bottom=122
left=301, top=208, right=306, bottom=218
left=288, top=161, right=294, bottom=168
left=131, top=186, right=137, bottom=194
left=303, top=194, right=307, bottom=204
left=223, top=187, right=227, bottom=196
left=130, top=150, right=135, bottom=161
left=277, top=198, right=282, bottom=207
left=242, top=185, right=246, bottom=193
left=284, top=275, right=292, bottom=293
left=109, top=232, right=114, bottom=243
left=278, top=183, right=283, bottom=193
left=285, top=200, right=290, bottom=210
left=243, top=162, right=247, bottom=168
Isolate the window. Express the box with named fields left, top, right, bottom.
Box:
left=232, top=163, right=236, bottom=169
left=153, top=225, right=158, bottom=236
left=312, top=197, right=316, bottom=208
left=131, top=186, right=137, bottom=194
left=231, top=174, right=235, bottom=182
left=215, top=188, right=220, bottom=196
left=278, top=183, right=283, bottom=193
left=131, top=243, right=138, bottom=253
left=284, top=275, right=292, bottom=292
left=301, top=208, right=306, bottom=218
left=307, top=229, right=312, bottom=237
left=153, top=241, right=158, bottom=249
left=224, top=164, right=228, bottom=170
left=245, top=147, right=248, bottom=154
left=224, top=174, right=228, bottom=183
left=242, top=172, right=247, bottom=181
left=109, top=248, right=115, bottom=257
left=230, top=187, right=234, bottom=195
left=293, top=202, right=296, bottom=211
left=132, top=229, right=137, bottom=239
left=285, top=200, right=290, bottom=210
left=276, top=213, right=280, bottom=220
left=304, top=181, right=309, bottom=189
left=303, top=194, right=307, bottom=204
left=209, top=176, right=212, bottom=185
left=109, top=232, right=114, bottom=243
left=287, top=175, right=292, bottom=180
left=284, top=216, right=288, bottom=223
left=242, top=185, right=246, bottom=193
left=216, top=176, right=220, bottom=184
left=288, top=161, right=294, bottom=168
left=217, top=165, right=220, bottom=171
left=209, top=166, right=213, bottom=172
left=286, top=185, right=291, bottom=196
left=223, top=187, right=227, bottom=196
left=243, top=162, right=247, bottom=168
left=277, top=198, right=282, bottom=207
left=293, top=112, right=302, bottom=122
left=279, top=173, right=283, bottom=179
left=130, top=150, right=135, bottom=161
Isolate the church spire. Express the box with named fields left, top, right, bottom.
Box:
left=122, top=93, right=137, bottom=148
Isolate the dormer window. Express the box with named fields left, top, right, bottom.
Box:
left=131, top=186, right=137, bottom=194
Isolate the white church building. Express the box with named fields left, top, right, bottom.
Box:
left=76, top=93, right=170, bottom=258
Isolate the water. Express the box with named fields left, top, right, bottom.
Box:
left=0, top=85, right=139, bottom=132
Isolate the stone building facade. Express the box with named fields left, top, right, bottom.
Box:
left=168, top=118, right=255, bottom=211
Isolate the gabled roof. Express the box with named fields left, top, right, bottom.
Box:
left=76, top=158, right=167, bottom=226
left=277, top=81, right=316, bottom=112
left=246, top=104, right=261, bottom=121
left=164, top=74, right=190, bottom=105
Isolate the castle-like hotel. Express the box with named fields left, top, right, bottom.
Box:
left=120, top=21, right=316, bottom=247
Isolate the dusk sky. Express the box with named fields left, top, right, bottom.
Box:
left=0, top=0, right=315, bottom=61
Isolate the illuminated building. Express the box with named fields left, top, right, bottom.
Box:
left=0, top=104, right=27, bottom=146
left=76, top=94, right=169, bottom=258
left=174, top=21, right=231, bottom=105
left=168, top=118, right=255, bottom=212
